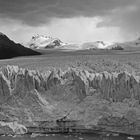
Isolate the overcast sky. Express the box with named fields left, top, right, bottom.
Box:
left=0, top=0, right=140, bottom=43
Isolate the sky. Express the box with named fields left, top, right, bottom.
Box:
left=0, top=0, right=140, bottom=44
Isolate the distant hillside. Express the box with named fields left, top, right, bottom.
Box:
left=0, top=32, right=41, bottom=59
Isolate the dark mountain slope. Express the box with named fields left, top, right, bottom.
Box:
left=0, top=33, right=41, bottom=59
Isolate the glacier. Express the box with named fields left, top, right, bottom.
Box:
left=0, top=65, right=140, bottom=135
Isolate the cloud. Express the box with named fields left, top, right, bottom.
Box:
left=0, top=0, right=140, bottom=42
left=97, top=4, right=140, bottom=40
left=0, top=0, right=138, bottom=26
left=0, top=17, right=122, bottom=44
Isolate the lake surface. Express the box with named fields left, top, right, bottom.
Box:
left=0, top=134, right=139, bottom=140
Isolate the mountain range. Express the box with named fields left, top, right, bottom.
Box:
left=26, top=34, right=140, bottom=51
left=0, top=32, right=140, bottom=60
left=26, top=35, right=120, bottom=50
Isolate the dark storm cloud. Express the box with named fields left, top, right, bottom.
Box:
left=96, top=3, right=140, bottom=37
left=0, top=0, right=140, bottom=38
left=0, top=0, right=139, bottom=26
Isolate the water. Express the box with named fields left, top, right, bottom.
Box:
left=0, top=134, right=139, bottom=140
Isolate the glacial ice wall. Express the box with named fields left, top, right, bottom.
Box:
left=0, top=65, right=140, bottom=102
left=0, top=65, right=140, bottom=134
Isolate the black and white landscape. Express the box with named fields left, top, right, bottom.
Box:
left=0, top=0, right=140, bottom=140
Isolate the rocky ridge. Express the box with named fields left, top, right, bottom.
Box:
left=0, top=66, right=140, bottom=135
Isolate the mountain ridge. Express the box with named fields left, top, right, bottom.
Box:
left=26, top=34, right=124, bottom=50
left=0, top=32, right=41, bottom=59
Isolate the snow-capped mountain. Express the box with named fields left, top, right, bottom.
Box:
left=27, top=35, right=119, bottom=50
left=0, top=32, right=40, bottom=59
left=81, top=41, right=115, bottom=50
left=27, top=35, right=66, bottom=49
left=87, top=37, right=140, bottom=50
left=26, top=34, right=125, bottom=50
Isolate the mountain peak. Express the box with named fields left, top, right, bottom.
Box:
left=31, top=34, right=57, bottom=40
left=28, top=34, right=65, bottom=49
